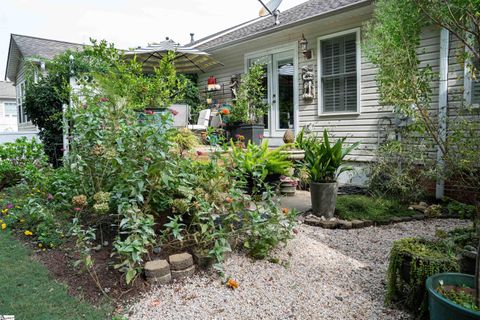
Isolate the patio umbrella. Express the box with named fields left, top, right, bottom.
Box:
left=125, top=39, right=223, bottom=74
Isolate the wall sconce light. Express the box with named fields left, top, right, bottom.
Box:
left=299, top=34, right=312, bottom=59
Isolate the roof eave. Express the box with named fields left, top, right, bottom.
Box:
left=4, top=35, right=18, bottom=82
left=201, top=0, right=372, bottom=52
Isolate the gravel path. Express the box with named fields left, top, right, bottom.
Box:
left=127, top=219, right=470, bottom=320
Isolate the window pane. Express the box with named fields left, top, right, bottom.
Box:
left=247, top=58, right=269, bottom=128
left=277, top=59, right=294, bottom=129
left=4, top=103, right=17, bottom=116
left=321, top=32, right=357, bottom=113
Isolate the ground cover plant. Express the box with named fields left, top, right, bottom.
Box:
left=335, top=195, right=415, bottom=222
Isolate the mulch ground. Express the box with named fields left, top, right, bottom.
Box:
left=13, top=231, right=159, bottom=312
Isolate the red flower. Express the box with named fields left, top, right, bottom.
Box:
left=196, top=151, right=204, bottom=156
left=73, top=207, right=82, bottom=212
left=220, top=108, right=230, bottom=115
left=169, top=108, right=179, bottom=116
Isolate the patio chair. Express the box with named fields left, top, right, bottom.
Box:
left=170, top=104, right=190, bottom=128
left=188, top=109, right=211, bottom=131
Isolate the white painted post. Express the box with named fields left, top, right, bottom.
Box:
left=436, top=28, right=449, bottom=199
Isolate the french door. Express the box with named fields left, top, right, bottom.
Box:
left=247, top=49, right=295, bottom=139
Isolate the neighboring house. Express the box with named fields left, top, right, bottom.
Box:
left=4, top=34, right=84, bottom=132
left=189, top=0, right=478, bottom=186
left=0, top=81, right=17, bottom=132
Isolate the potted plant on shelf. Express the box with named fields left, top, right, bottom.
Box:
left=228, top=64, right=269, bottom=145
left=298, top=128, right=359, bottom=218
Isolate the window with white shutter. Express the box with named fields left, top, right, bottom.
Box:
left=318, top=30, right=360, bottom=114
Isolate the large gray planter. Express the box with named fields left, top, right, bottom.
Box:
left=310, top=181, right=338, bottom=218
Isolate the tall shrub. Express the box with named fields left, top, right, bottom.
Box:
left=364, top=0, right=480, bottom=306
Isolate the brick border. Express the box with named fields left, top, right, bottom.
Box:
left=302, top=213, right=466, bottom=229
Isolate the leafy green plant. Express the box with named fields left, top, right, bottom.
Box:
left=230, top=64, right=269, bottom=124
left=230, top=139, right=292, bottom=194
left=172, top=128, right=199, bottom=157
left=368, top=139, right=431, bottom=203
left=438, top=284, right=480, bottom=312
left=386, top=238, right=459, bottom=318
left=300, top=128, right=359, bottom=182
left=335, top=195, right=414, bottom=222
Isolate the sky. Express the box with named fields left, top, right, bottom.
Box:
left=0, top=0, right=307, bottom=80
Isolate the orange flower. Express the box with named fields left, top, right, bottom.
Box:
left=226, top=278, right=239, bottom=289
left=220, top=108, right=230, bottom=115
left=282, top=208, right=289, bottom=214
left=225, top=197, right=233, bottom=204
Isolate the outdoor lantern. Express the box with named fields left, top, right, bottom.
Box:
left=299, top=34, right=312, bottom=59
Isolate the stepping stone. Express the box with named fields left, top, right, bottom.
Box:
left=319, top=220, right=338, bottom=229
left=148, top=273, right=172, bottom=285
left=376, top=219, right=390, bottom=226
left=412, top=214, right=426, bottom=220
left=351, top=220, right=365, bottom=228
left=145, top=259, right=170, bottom=278
left=193, top=252, right=215, bottom=270
left=171, top=265, right=196, bottom=280
left=169, top=253, right=194, bottom=271
left=304, top=217, right=322, bottom=227
left=390, top=217, right=404, bottom=223
left=363, top=220, right=374, bottom=227
left=337, top=220, right=353, bottom=229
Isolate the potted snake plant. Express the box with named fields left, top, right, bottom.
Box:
left=298, top=129, right=359, bottom=218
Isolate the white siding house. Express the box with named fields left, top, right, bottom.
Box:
left=190, top=0, right=474, bottom=187
left=0, top=81, right=17, bottom=132
left=4, top=34, right=84, bottom=132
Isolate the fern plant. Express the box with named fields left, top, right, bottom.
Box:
left=230, top=140, right=291, bottom=194
left=300, top=129, right=359, bottom=183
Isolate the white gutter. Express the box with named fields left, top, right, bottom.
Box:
left=436, top=28, right=449, bottom=199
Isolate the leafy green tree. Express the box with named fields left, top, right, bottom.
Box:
left=364, top=0, right=480, bottom=307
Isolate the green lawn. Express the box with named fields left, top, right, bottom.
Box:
left=335, top=194, right=414, bottom=222
left=0, top=231, right=111, bottom=320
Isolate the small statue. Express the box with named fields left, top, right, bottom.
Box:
left=229, top=74, right=240, bottom=100
left=283, top=129, right=295, bottom=144
left=302, top=65, right=315, bottom=100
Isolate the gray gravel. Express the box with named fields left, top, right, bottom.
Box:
left=127, top=219, right=470, bottom=320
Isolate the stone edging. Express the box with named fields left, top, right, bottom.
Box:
left=302, top=213, right=465, bottom=230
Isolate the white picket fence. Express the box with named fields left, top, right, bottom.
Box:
left=0, top=132, right=39, bottom=144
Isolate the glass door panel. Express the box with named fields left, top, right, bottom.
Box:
left=247, top=49, right=294, bottom=138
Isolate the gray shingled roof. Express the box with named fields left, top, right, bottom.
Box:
left=11, top=34, right=84, bottom=60
left=0, top=81, right=15, bottom=99
left=192, top=0, right=370, bottom=51
left=5, top=34, right=84, bottom=82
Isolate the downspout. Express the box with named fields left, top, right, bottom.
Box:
left=436, top=28, right=449, bottom=199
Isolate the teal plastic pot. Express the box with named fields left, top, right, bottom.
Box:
left=426, top=273, right=480, bottom=320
